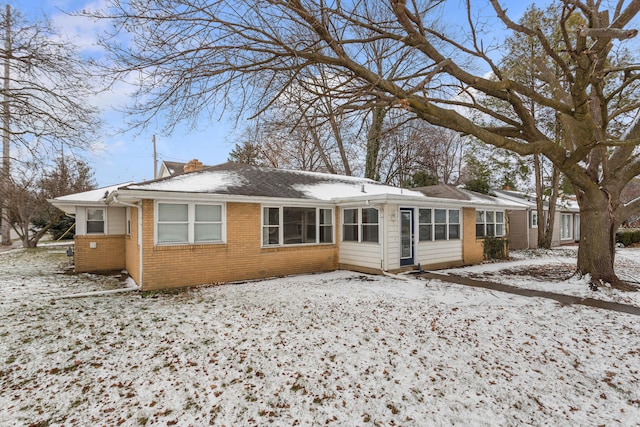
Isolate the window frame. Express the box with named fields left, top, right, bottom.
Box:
left=361, top=207, right=379, bottom=243
left=126, top=207, right=131, bottom=236
left=342, top=208, right=359, bottom=242
left=86, top=207, right=106, bottom=235
left=155, top=201, right=225, bottom=245
left=262, top=206, right=334, bottom=247
left=418, top=208, right=460, bottom=241
left=475, top=209, right=506, bottom=238
left=418, top=208, right=433, bottom=241
left=530, top=210, right=538, bottom=229
left=194, top=204, right=224, bottom=243
left=560, top=213, right=573, bottom=240
left=341, top=207, right=379, bottom=243
left=448, top=209, right=461, bottom=240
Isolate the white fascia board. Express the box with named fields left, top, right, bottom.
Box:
left=493, top=192, right=536, bottom=207
left=333, top=194, right=526, bottom=210
left=110, top=189, right=526, bottom=210
left=48, top=199, right=108, bottom=215
left=109, top=189, right=336, bottom=207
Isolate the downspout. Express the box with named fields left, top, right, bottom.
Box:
left=379, top=206, right=385, bottom=271
left=113, top=196, right=143, bottom=289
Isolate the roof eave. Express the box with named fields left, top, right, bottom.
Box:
left=110, top=189, right=337, bottom=206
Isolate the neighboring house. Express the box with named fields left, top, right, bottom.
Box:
left=491, top=189, right=580, bottom=250
left=51, top=162, right=520, bottom=291
left=157, top=159, right=211, bottom=178
left=621, top=178, right=640, bottom=228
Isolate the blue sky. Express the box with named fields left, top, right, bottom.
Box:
left=15, top=0, right=237, bottom=187
left=15, top=0, right=536, bottom=187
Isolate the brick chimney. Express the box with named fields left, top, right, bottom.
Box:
left=183, top=159, right=204, bottom=173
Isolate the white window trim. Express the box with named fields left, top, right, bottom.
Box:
left=561, top=213, right=573, bottom=240
left=261, top=206, right=334, bottom=247
left=530, top=210, right=538, bottom=229
left=341, top=207, right=380, bottom=244
left=86, top=207, right=106, bottom=235
left=476, top=209, right=506, bottom=238
left=155, top=201, right=226, bottom=245
left=126, top=207, right=131, bottom=236
left=418, top=208, right=461, bottom=241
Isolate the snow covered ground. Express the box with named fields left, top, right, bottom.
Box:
left=1, top=247, right=639, bottom=426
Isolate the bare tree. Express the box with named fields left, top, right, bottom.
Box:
left=89, top=1, right=640, bottom=289
left=3, top=156, right=95, bottom=248
left=0, top=6, right=100, bottom=245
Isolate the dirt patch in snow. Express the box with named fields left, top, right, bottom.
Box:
left=472, top=263, right=578, bottom=282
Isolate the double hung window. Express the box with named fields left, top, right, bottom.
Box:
left=87, top=208, right=105, bottom=234
left=418, top=208, right=460, bottom=241
left=561, top=214, right=573, bottom=240
left=342, top=207, right=379, bottom=243
left=157, top=202, right=223, bottom=244
left=476, top=210, right=505, bottom=238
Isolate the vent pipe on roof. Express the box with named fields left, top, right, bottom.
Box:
left=361, top=184, right=366, bottom=193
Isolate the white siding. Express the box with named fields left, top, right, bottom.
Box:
left=73, top=206, right=126, bottom=236
left=75, top=209, right=86, bottom=235
left=415, top=240, right=462, bottom=266
left=339, top=242, right=381, bottom=270
left=107, top=207, right=126, bottom=235
left=384, top=204, right=400, bottom=271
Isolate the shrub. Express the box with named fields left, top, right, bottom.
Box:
left=615, top=228, right=640, bottom=246
left=483, top=236, right=508, bottom=260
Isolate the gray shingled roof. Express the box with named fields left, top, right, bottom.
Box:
left=413, top=184, right=504, bottom=203
left=121, top=162, right=424, bottom=200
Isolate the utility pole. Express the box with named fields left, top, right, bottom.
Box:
left=1, top=5, right=11, bottom=246
left=153, top=134, right=157, bottom=179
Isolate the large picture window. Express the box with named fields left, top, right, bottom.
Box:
left=263, top=206, right=333, bottom=246
left=342, top=207, right=379, bottom=243
left=476, top=210, right=505, bottom=238
left=418, top=208, right=460, bottom=241
left=157, top=202, right=224, bottom=245
left=86, top=208, right=105, bottom=234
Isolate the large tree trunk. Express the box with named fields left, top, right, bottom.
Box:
left=576, top=191, right=630, bottom=290
left=365, top=106, right=386, bottom=180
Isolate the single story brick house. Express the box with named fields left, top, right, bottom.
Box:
left=50, top=161, right=521, bottom=291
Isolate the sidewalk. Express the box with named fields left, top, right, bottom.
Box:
left=418, top=271, right=640, bottom=316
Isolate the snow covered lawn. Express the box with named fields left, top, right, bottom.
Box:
left=1, top=247, right=639, bottom=426
left=443, top=247, right=640, bottom=307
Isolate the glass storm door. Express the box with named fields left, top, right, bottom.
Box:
left=400, top=208, right=414, bottom=266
